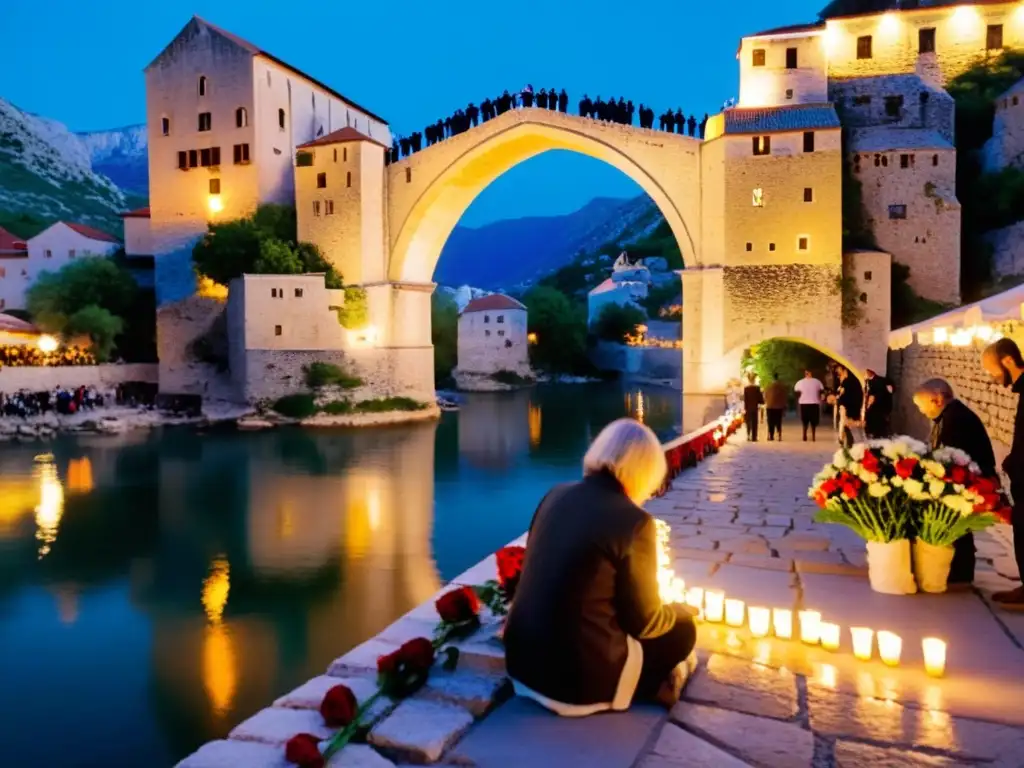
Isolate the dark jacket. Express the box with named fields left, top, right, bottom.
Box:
left=866, top=375, right=894, bottom=415
left=837, top=375, right=864, bottom=418
left=1003, top=375, right=1024, bottom=486
left=504, top=472, right=676, bottom=706
left=931, top=398, right=996, bottom=476
left=743, top=385, right=764, bottom=412
left=764, top=381, right=788, bottom=410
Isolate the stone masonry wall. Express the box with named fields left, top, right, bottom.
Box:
left=0, top=363, right=158, bottom=393
left=843, top=250, right=892, bottom=375
left=982, top=85, right=1024, bottom=172
left=987, top=220, right=1024, bottom=279
left=830, top=75, right=955, bottom=142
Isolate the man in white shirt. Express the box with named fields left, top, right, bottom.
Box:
left=793, top=369, right=824, bottom=442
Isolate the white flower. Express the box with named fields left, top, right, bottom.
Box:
left=868, top=482, right=890, bottom=498
left=832, top=451, right=848, bottom=470
left=929, top=479, right=946, bottom=498
left=849, top=444, right=866, bottom=461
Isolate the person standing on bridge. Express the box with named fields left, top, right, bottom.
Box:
left=699, top=113, right=709, bottom=138
left=522, top=85, right=534, bottom=108
left=687, top=115, right=697, bottom=136
left=763, top=372, right=788, bottom=441
left=549, top=89, right=558, bottom=110
left=579, top=94, right=591, bottom=117
left=558, top=89, right=569, bottom=113
left=411, top=131, right=422, bottom=152
left=399, top=136, right=410, bottom=157
left=794, top=368, right=824, bottom=442
left=537, top=89, right=549, bottom=109
left=743, top=374, right=764, bottom=442
left=468, top=103, right=479, bottom=127
left=674, top=109, right=684, bottom=133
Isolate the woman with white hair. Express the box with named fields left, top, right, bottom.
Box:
left=504, top=418, right=698, bottom=715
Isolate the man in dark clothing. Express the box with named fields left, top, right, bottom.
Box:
left=579, top=95, right=590, bottom=117
left=549, top=89, right=558, bottom=110
left=864, top=368, right=894, bottom=438
left=743, top=375, right=764, bottom=441
left=674, top=109, right=684, bottom=133
left=699, top=113, right=709, bottom=138
left=558, top=89, right=569, bottom=113
left=836, top=366, right=864, bottom=448
left=411, top=132, right=422, bottom=152
left=914, top=378, right=996, bottom=586
left=467, top=103, right=479, bottom=127
left=481, top=98, right=493, bottom=121
left=763, top=372, right=788, bottom=441
left=399, top=136, right=410, bottom=157
left=537, top=89, right=548, bottom=109
left=627, top=100, right=635, bottom=125
left=687, top=115, right=697, bottom=136
left=983, top=338, right=1024, bottom=609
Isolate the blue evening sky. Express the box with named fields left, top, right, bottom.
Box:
left=1, top=0, right=822, bottom=225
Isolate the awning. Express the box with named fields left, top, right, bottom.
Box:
left=888, top=284, right=1024, bottom=350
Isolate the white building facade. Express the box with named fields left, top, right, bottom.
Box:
left=456, top=295, right=531, bottom=377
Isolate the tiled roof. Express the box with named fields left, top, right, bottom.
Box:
left=849, top=128, right=953, bottom=152
left=120, top=207, right=151, bottom=218
left=186, top=17, right=387, bottom=125
left=297, top=127, right=387, bottom=150
left=722, top=104, right=840, bottom=134
left=462, top=294, right=527, bottom=314
left=0, top=226, right=27, bottom=254
left=747, top=21, right=824, bottom=38
left=0, top=313, right=38, bottom=335
left=63, top=222, right=121, bottom=243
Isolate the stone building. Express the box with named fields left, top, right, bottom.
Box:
left=983, top=77, right=1024, bottom=172
left=455, top=294, right=530, bottom=382
left=0, top=226, right=27, bottom=312
left=587, top=252, right=652, bottom=325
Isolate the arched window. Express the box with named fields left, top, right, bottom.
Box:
left=198, top=76, right=208, bottom=97
left=278, top=108, right=286, bottom=130
left=236, top=107, right=248, bottom=128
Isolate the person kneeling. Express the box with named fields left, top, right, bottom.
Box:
left=504, top=418, right=697, bottom=715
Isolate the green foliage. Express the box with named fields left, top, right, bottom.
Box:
left=354, top=397, right=427, bottom=412
left=337, top=287, right=368, bottom=329
left=491, top=369, right=533, bottom=385
left=255, top=238, right=304, bottom=274
left=272, top=393, right=319, bottom=419
left=322, top=399, right=353, bottom=415
left=592, top=302, right=646, bottom=342
left=969, top=168, right=1024, bottom=232
left=890, top=262, right=954, bottom=328
left=65, top=305, right=124, bottom=362
left=0, top=210, right=48, bottom=239
left=835, top=274, right=865, bottom=328
left=947, top=50, right=1024, bottom=151
left=627, top=220, right=685, bottom=270
left=431, top=291, right=459, bottom=384
left=641, top=280, right=682, bottom=320
left=743, top=339, right=830, bottom=394
left=304, top=361, right=362, bottom=389
left=522, top=286, right=589, bottom=373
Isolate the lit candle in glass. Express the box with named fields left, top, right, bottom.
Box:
left=685, top=586, right=704, bottom=619
left=773, top=608, right=793, bottom=640
left=850, top=627, right=874, bottom=661
left=725, top=598, right=745, bottom=627
left=922, top=637, right=947, bottom=677
left=820, top=622, right=841, bottom=651
left=671, top=577, right=686, bottom=604
left=748, top=606, right=771, bottom=638
left=877, top=631, right=902, bottom=667
left=705, top=590, right=725, bottom=622
left=799, top=610, right=821, bottom=644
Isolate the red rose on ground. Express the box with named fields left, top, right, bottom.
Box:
left=949, top=465, right=968, bottom=485
left=895, top=457, right=918, bottom=479
left=285, top=733, right=325, bottom=768
left=860, top=451, right=880, bottom=474
left=319, top=684, right=358, bottom=728
left=435, top=585, right=481, bottom=623
left=377, top=650, right=399, bottom=675
left=496, top=546, right=526, bottom=595
left=398, top=637, right=435, bottom=671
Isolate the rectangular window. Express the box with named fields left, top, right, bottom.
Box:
left=484, top=315, right=490, bottom=323
left=857, top=35, right=872, bottom=60
left=68, top=249, right=76, bottom=258
left=346, top=171, right=352, bottom=188
left=211, top=146, right=221, bottom=166
left=752, top=48, right=766, bottom=67
left=888, top=204, right=907, bottom=219
left=884, top=95, right=903, bottom=117
left=497, top=315, right=505, bottom=323
left=745, top=242, right=752, bottom=251
left=177, top=151, right=187, bottom=170
left=853, top=95, right=871, bottom=106
left=233, top=143, right=250, bottom=164
left=785, top=88, right=794, bottom=100
left=786, top=47, right=798, bottom=69
left=797, top=237, right=808, bottom=251
left=769, top=243, right=776, bottom=252
left=919, top=27, right=936, bottom=54
left=200, top=148, right=212, bottom=167
left=987, top=24, right=1003, bottom=51
left=295, top=288, right=303, bottom=297
left=188, top=149, right=198, bottom=168
left=803, top=131, right=815, bottom=152
left=325, top=200, right=335, bottom=215
left=317, top=172, right=327, bottom=188
left=932, top=153, right=939, bottom=166
left=752, top=188, right=764, bottom=207
left=485, top=329, right=491, bottom=337
left=271, top=288, right=278, bottom=298
left=752, top=135, right=771, bottom=156
left=498, top=330, right=505, bottom=337
left=313, top=200, right=321, bottom=216
left=209, top=178, right=220, bottom=195
left=343, top=148, right=348, bottom=162
left=275, top=325, right=282, bottom=336
left=803, top=187, right=813, bottom=202
left=45, top=249, right=52, bottom=258
left=161, top=117, right=170, bottom=136
left=900, top=153, right=911, bottom=168
left=864, top=270, right=873, bottom=281
left=198, top=112, right=212, bottom=131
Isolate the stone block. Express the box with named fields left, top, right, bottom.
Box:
left=274, top=675, right=394, bottom=726
left=672, top=535, right=719, bottom=551
left=772, top=532, right=832, bottom=552
left=725, top=553, right=794, bottom=572
left=673, top=548, right=726, bottom=563
left=834, top=741, right=965, bottom=767
left=418, top=669, right=509, bottom=717
left=638, top=723, right=754, bottom=767
left=673, top=703, right=814, bottom=768
left=368, top=698, right=474, bottom=763
left=328, top=638, right=399, bottom=676
left=229, top=707, right=334, bottom=745
left=716, top=535, right=770, bottom=555
left=680, top=654, right=798, bottom=719
left=176, top=740, right=285, bottom=768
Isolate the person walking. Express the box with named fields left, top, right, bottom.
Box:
left=913, top=378, right=996, bottom=588
left=835, top=366, right=864, bottom=448
left=982, top=338, right=1024, bottom=609
left=763, top=372, right=788, bottom=442
left=864, top=368, right=894, bottom=438
left=794, top=368, right=824, bottom=442
left=743, top=374, right=763, bottom=441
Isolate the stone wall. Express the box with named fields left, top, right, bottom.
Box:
left=982, top=84, right=1024, bottom=172
left=0, top=363, right=158, bottom=393
left=456, top=308, right=530, bottom=376
left=737, top=34, right=828, bottom=107
left=156, top=295, right=233, bottom=398
left=830, top=75, right=954, bottom=142
left=590, top=342, right=682, bottom=383
left=987, top=221, right=1024, bottom=279
left=842, top=250, right=892, bottom=375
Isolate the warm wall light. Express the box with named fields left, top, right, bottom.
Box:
left=749, top=606, right=771, bottom=638
left=816, top=662, right=838, bottom=689
left=878, top=631, right=902, bottom=666
left=37, top=335, right=59, bottom=353
left=879, top=12, right=899, bottom=35
left=851, top=627, right=874, bottom=661
left=527, top=332, right=538, bottom=344
left=773, top=608, right=793, bottom=640
left=800, top=610, right=822, bottom=644
left=922, top=637, right=947, bottom=677
left=207, top=195, right=223, bottom=214
left=933, top=327, right=948, bottom=343
left=820, top=622, right=841, bottom=651
left=951, top=4, right=978, bottom=29
left=705, top=590, right=725, bottom=622
left=725, top=598, right=745, bottom=627
left=671, top=577, right=686, bottom=604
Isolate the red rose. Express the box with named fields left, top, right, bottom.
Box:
left=377, top=650, right=399, bottom=675
left=895, top=457, right=918, bottom=479
left=861, top=451, right=881, bottom=474
left=435, top=585, right=481, bottom=623
left=319, top=684, right=358, bottom=728
left=398, top=637, right=435, bottom=671
left=949, top=465, right=968, bottom=485
left=820, top=478, right=839, bottom=496
left=496, top=546, right=525, bottom=596
left=994, top=506, right=1013, bottom=525
left=285, top=733, right=325, bottom=768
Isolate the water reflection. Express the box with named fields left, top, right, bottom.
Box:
left=201, top=558, right=236, bottom=718
left=34, top=460, right=64, bottom=559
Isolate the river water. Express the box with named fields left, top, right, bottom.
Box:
left=0, top=383, right=721, bottom=767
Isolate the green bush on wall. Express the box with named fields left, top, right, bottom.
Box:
left=272, top=393, right=318, bottom=419
left=303, top=361, right=363, bottom=389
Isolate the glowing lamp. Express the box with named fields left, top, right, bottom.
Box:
left=975, top=324, right=994, bottom=342
left=685, top=586, right=704, bottom=619
left=877, top=631, right=902, bottom=667
left=820, top=622, right=841, bottom=651
left=850, top=627, right=874, bottom=661
left=933, top=327, right=948, bottom=344
left=922, top=637, right=947, bottom=677
left=748, top=606, right=771, bottom=638
left=671, top=577, right=686, bottom=604
left=705, top=590, right=725, bottom=622
left=37, top=335, right=59, bottom=353
left=799, top=610, right=821, bottom=644
left=951, top=5, right=978, bottom=29
left=879, top=12, right=899, bottom=35
left=527, top=332, right=538, bottom=345
left=725, top=598, right=745, bottom=627
left=207, top=195, right=223, bottom=214
left=773, top=608, right=793, bottom=640
left=816, top=662, right=838, bottom=689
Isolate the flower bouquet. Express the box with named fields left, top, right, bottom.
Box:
left=809, top=438, right=928, bottom=594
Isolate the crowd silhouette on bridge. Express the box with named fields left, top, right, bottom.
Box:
left=384, top=85, right=710, bottom=165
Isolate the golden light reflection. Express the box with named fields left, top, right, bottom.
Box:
left=529, top=403, right=542, bottom=448
left=753, top=639, right=772, bottom=666
left=66, top=458, right=93, bottom=493
left=201, top=557, right=231, bottom=625
left=200, top=556, right=237, bottom=717
left=345, top=472, right=386, bottom=557
left=277, top=503, right=295, bottom=540
left=636, top=391, right=645, bottom=423
left=35, top=461, right=65, bottom=559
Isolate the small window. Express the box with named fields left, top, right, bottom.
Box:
left=769, top=243, right=776, bottom=251
left=864, top=270, right=873, bottom=281
left=317, top=172, right=327, bottom=188
left=326, top=200, right=335, bottom=215
left=236, top=107, right=248, bottom=128
left=211, top=146, right=221, bottom=166
left=497, top=315, right=505, bottom=323
left=177, top=151, right=187, bottom=170
left=198, top=76, right=208, bottom=97
left=209, top=178, right=220, bottom=195
left=785, top=47, right=798, bottom=69
left=346, top=171, right=352, bottom=188
left=1015, top=96, right=1020, bottom=107
left=920, top=91, right=930, bottom=104
left=278, top=108, right=286, bottom=130
left=752, top=135, right=771, bottom=156
left=295, top=288, right=304, bottom=298
left=505, top=339, right=513, bottom=349
left=343, top=148, right=348, bottom=162
left=803, top=187, right=813, bottom=202
left=498, top=330, right=505, bottom=337
left=745, top=242, right=753, bottom=251
left=275, top=325, right=282, bottom=336
left=200, top=148, right=212, bottom=166
left=932, top=153, right=939, bottom=166
left=198, top=112, right=211, bottom=132
left=881, top=155, right=889, bottom=167
left=803, top=131, right=815, bottom=152
left=45, top=249, right=52, bottom=259
left=888, top=204, right=907, bottom=219
left=900, top=153, right=911, bottom=168
left=405, top=167, right=412, bottom=183
left=485, top=329, right=491, bottom=337
left=857, top=35, right=872, bottom=60
left=884, top=95, right=903, bottom=117
left=266, top=71, right=272, bottom=87
left=187, top=149, right=198, bottom=168
left=313, top=200, right=321, bottom=216
left=752, top=188, right=764, bottom=207
left=233, top=143, right=250, bottom=164
left=333, top=149, right=338, bottom=162
left=484, top=315, right=490, bottom=323
left=752, top=48, right=766, bottom=67
left=987, top=24, right=1003, bottom=51
left=853, top=95, right=871, bottom=107
left=797, top=237, right=808, bottom=251
left=161, top=117, right=170, bottom=136
left=919, top=28, right=936, bottom=54
left=785, top=88, right=794, bottom=100
left=271, top=288, right=278, bottom=298
left=68, top=249, right=76, bottom=258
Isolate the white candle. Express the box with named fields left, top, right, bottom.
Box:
left=773, top=608, right=793, bottom=640
left=705, top=590, right=725, bottom=622
left=671, top=577, right=686, bottom=604
left=820, top=622, right=841, bottom=651
left=922, top=637, right=947, bottom=677
left=725, top=598, right=745, bottom=627
left=799, top=610, right=821, bottom=644
left=851, top=627, right=874, bottom=661
left=877, top=631, right=902, bottom=667
left=748, top=606, right=771, bottom=638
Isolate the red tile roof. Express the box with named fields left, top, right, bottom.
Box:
left=297, top=126, right=388, bottom=150
left=120, top=207, right=151, bottom=218
left=0, top=226, right=27, bottom=255
left=463, top=294, right=527, bottom=314
left=63, top=222, right=121, bottom=244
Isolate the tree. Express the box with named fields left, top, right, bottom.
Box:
left=592, top=302, right=646, bottom=342
left=743, top=340, right=829, bottom=394
left=431, top=291, right=459, bottom=383
left=522, top=286, right=588, bottom=373
left=66, top=305, right=124, bottom=361
left=255, top=238, right=304, bottom=274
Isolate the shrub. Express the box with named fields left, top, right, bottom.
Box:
left=491, top=370, right=532, bottom=385
left=322, top=399, right=353, bottom=415
left=272, top=393, right=318, bottom=419
left=593, top=302, right=646, bottom=342
left=354, top=397, right=427, bottom=413
left=337, top=287, right=368, bottom=329
left=303, top=361, right=362, bottom=389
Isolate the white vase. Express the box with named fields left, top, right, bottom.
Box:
left=866, top=539, right=918, bottom=595
left=913, top=540, right=955, bottom=594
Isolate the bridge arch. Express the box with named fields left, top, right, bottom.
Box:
left=386, top=108, right=702, bottom=284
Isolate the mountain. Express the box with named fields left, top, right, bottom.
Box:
left=0, top=98, right=143, bottom=239
left=77, top=124, right=148, bottom=195
left=435, top=195, right=662, bottom=289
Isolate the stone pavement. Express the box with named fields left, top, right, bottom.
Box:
left=179, top=423, right=1024, bottom=768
